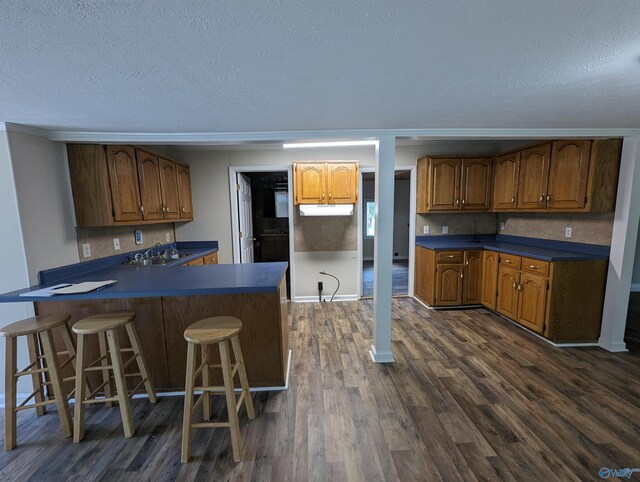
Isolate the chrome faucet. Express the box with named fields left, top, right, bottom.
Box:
left=142, top=242, right=163, bottom=259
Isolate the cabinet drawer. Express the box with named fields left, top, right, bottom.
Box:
left=522, top=257, right=549, bottom=276
left=204, top=252, right=218, bottom=265
left=500, top=253, right=522, bottom=269
left=437, top=251, right=464, bottom=264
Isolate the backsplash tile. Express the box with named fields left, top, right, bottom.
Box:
left=76, top=224, right=175, bottom=260
left=416, top=213, right=498, bottom=236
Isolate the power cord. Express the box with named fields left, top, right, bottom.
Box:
left=319, top=271, right=340, bottom=302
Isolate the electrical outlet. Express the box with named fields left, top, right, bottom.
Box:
left=166, top=232, right=171, bottom=242
left=499, top=222, right=505, bottom=231
left=113, top=238, right=120, bottom=250
left=134, top=229, right=143, bottom=245
left=82, top=243, right=91, bottom=258
left=565, top=227, right=573, bottom=238
left=423, top=226, right=430, bottom=235
left=442, top=226, right=449, bottom=234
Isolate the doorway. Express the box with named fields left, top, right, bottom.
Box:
left=230, top=167, right=294, bottom=299
left=361, top=169, right=413, bottom=298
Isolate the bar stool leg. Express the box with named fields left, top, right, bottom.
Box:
left=73, top=333, right=87, bottom=443
left=97, top=332, right=114, bottom=408
left=201, top=345, right=211, bottom=421
left=106, top=328, right=135, bottom=438
left=230, top=335, right=255, bottom=419
left=219, top=339, right=242, bottom=462
left=124, top=322, right=157, bottom=404
left=4, top=336, right=17, bottom=451
left=181, top=342, right=196, bottom=463
left=40, top=329, right=72, bottom=438
left=26, top=333, right=46, bottom=416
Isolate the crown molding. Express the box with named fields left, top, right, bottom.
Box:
left=0, top=122, right=50, bottom=138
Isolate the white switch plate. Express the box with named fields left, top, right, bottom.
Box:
left=565, top=227, right=573, bottom=238
left=499, top=222, right=505, bottom=231
left=113, top=238, right=120, bottom=250
left=423, top=226, right=430, bottom=235
left=82, top=243, right=91, bottom=258
left=166, top=232, right=171, bottom=242
left=134, top=229, right=143, bottom=245
left=442, top=226, right=449, bottom=234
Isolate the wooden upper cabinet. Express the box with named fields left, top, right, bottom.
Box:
left=547, top=140, right=591, bottom=210
left=294, top=162, right=358, bottom=205
left=177, top=164, right=193, bottom=219
left=517, top=143, right=551, bottom=210
left=462, top=251, right=483, bottom=304
left=135, top=150, right=163, bottom=221
left=106, top=145, right=143, bottom=222
left=481, top=250, right=499, bottom=309
left=461, top=158, right=492, bottom=210
left=429, top=158, right=461, bottom=211
left=493, top=152, right=520, bottom=210
left=326, top=163, right=358, bottom=204
left=159, top=157, right=180, bottom=220
left=436, top=264, right=463, bottom=306
left=517, top=272, right=548, bottom=334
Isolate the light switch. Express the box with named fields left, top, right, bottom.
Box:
left=423, top=226, right=430, bottom=235
left=442, top=226, right=449, bottom=234
left=113, top=238, right=121, bottom=250
left=82, top=243, right=91, bottom=258
left=499, top=222, right=505, bottom=231
left=166, top=232, right=171, bottom=242
left=565, top=227, right=573, bottom=238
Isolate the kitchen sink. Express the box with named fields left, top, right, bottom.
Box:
left=122, top=253, right=194, bottom=266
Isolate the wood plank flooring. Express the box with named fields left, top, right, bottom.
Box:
left=2, top=298, right=640, bottom=481
left=363, top=260, right=408, bottom=297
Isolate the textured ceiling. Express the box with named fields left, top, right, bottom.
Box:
left=1, top=1, right=640, bottom=133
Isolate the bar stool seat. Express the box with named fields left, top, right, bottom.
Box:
left=2, top=314, right=78, bottom=451
left=72, top=310, right=157, bottom=443
left=181, top=316, right=255, bottom=463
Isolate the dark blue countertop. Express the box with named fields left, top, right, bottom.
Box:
left=415, top=234, right=609, bottom=261
left=0, top=241, right=289, bottom=303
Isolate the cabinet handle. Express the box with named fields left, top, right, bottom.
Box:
left=529, top=265, right=538, bottom=269
left=322, top=192, right=325, bottom=201
left=329, top=192, right=332, bottom=199
left=465, top=260, right=469, bottom=266
left=517, top=283, right=522, bottom=291
left=181, top=207, right=186, bottom=213
left=139, top=204, right=145, bottom=214
left=539, top=195, right=545, bottom=203
left=505, top=259, right=512, bottom=264
left=446, top=255, right=455, bottom=258
left=512, top=282, right=517, bottom=289
left=461, top=199, right=466, bottom=206
left=456, top=198, right=459, bottom=206
left=511, top=196, right=515, bottom=204
left=546, top=193, right=551, bottom=202
left=460, top=272, right=463, bottom=279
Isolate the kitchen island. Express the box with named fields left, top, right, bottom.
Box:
left=0, top=244, right=289, bottom=391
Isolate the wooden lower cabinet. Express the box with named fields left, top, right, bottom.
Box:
left=436, top=264, right=463, bottom=306
left=481, top=251, right=499, bottom=309
left=414, top=247, right=435, bottom=305
left=496, top=266, right=520, bottom=319
left=517, top=272, right=548, bottom=334
left=462, top=251, right=483, bottom=304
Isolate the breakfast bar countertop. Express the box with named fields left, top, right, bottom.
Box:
left=415, top=234, right=610, bottom=261
left=0, top=241, right=288, bottom=302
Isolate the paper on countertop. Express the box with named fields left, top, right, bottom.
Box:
left=19, top=283, right=75, bottom=297
left=49, top=280, right=118, bottom=294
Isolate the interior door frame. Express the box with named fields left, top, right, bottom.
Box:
left=357, top=165, right=416, bottom=299
left=229, top=165, right=296, bottom=299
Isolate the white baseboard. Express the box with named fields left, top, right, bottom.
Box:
left=362, top=256, right=409, bottom=262
left=294, top=294, right=360, bottom=303
left=631, top=283, right=640, bottom=292
left=369, top=344, right=395, bottom=363
left=597, top=339, right=629, bottom=352
left=0, top=350, right=293, bottom=408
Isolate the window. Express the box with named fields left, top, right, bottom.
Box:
left=274, top=191, right=288, bottom=218
left=366, top=201, right=375, bottom=237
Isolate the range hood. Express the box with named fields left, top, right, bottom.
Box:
left=299, top=204, right=354, bottom=216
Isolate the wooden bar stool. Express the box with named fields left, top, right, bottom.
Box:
left=181, top=316, right=255, bottom=463
left=72, top=311, right=157, bottom=443
left=1, top=313, right=79, bottom=451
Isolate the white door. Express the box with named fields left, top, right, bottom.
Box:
left=237, top=173, right=254, bottom=263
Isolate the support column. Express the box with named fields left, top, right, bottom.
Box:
left=599, top=136, right=640, bottom=352
left=370, top=135, right=395, bottom=363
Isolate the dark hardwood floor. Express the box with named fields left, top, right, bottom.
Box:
left=363, top=260, right=408, bottom=297
left=2, top=299, right=640, bottom=481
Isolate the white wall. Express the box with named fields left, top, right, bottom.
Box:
left=8, top=131, right=79, bottom=284
left=0, top=130, right=33, bottom=400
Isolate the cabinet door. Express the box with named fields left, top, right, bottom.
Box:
left=415, top=247, right=435, bottom=305
left=295, top=163, right=325, bottom=204
left=159, top=158, right=180, bottom=220
left=461, top=158, right=492, bottom=210
left=493, top=152, right=520, bottom=210
left=481, top=251, right=499, bottom=309
left=463, top=251, right=483, bottom=304
left=106, top=145, right=142, bottom=222
left=177, top=164, right=194, bottom=219
left=436, top=264, right=463, bottom=306
left=547, top=140, right=592, bottom=210
left=429, top=158, right=461, bottom=211
left=416, top=158, right=429, bottom=213
left=204, top=252, right=218, bottom=264
left=517, top=273, right=548, bottom=334
left=517, top=143, right=551, bottom=210
left=496, top=267, right=520, bottom=318
left=135, top=150, right=163, bottom=221
left=327, top=163, right=358, bottom=204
